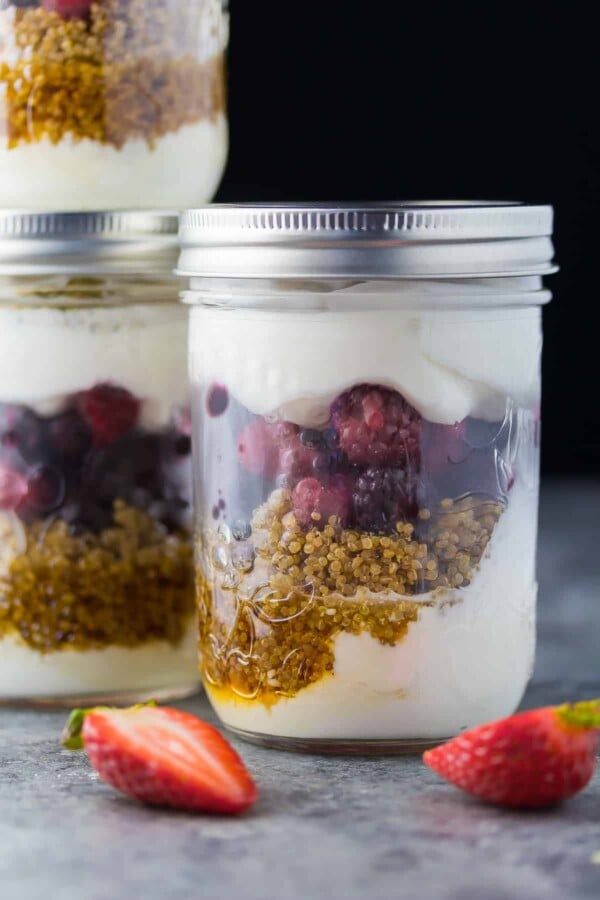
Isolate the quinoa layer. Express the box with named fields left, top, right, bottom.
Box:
left=0, top=1, right=225, bottom=148
left=197, top=489, right=503, bottom=702
left=0, top=501, right=194, bottom=652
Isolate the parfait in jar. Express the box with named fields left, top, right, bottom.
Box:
left=0, top=213, right=196, bottom=705
left=0, top=0, right=228, bottom=209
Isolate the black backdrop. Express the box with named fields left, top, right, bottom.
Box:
left=217, top=1, right=593, bottom=476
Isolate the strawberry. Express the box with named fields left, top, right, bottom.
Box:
left=77, top=383, right=140, bottom=447
left=62, top=704, right=258, bottom=815
left=423, top=699, right=600, bottom=808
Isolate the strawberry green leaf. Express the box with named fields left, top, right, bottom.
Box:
left=556, top=699, right=600, bottom=731
left=61, top=700, right=158, bottom=750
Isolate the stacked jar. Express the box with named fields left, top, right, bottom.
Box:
left=0, top=0, right=228, bottom=209
left=0, top=211, right=196, bottom=704
left=0, top=0, right=229, bottom=705
left=178, top=202, right=557, bottom=752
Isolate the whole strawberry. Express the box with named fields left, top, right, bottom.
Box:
left=63, top=704, right=258, bottom=815
left=424, top=699, right=600, bottom=808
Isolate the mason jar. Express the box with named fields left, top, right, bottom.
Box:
left=0, top=211, right=196, bottom=706
left=179, top=202, right=556, bottom=752
left=0, top=0, right=228, bottom=210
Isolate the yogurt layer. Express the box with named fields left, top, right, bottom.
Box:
left=0, top=117, right=227, bottom=210
left=190, top=303, right=542, bottom=427
left=207, top=481, right=537, bottom=740
left=0, top=303, right=188, bottom=428
left=0, top=622, right=198, bottom=701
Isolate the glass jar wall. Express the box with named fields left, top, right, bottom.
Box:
left=0, top=0, right=228, bottom=209
left=179, top=203, right=556, bottom=752
left=0, top=212, right=196, bottom=705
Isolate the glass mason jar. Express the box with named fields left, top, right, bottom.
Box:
left=179, top=202, right=557, bottom=752
left=0, top=211, right=196, bottom=706
left=0, top=0, right=228, bottom=210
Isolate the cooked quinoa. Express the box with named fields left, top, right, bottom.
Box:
left=197, top=489, right=503, bottom=702
left=0, top=501, right=194, bottom=652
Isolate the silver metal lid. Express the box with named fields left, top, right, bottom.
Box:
left=177, top=202, right=556, bottom=280
left=0, top=210, right=179, bottom=276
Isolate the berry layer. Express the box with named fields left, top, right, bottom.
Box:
left=1, top=371, right=194, bottom=672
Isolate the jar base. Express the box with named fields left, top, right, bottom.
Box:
left=224, top=724, right=446, bottom=755
left=0, top=681, right=201, bottom=710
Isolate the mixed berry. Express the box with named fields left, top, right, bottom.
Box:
left=0, top=383, right=191, bottom=534
left=231, top=382, right=511, bottom=535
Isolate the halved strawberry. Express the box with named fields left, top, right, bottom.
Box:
left=423, top=699, right=600, bottom=808
left=63, top=705, right=258, bottom=815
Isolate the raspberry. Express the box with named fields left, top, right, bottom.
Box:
left=237, top=420, right=321, bottom=483
left=275, top=423, right=319, bottom=482
left=352, top=467, right=418, bottom=533
left=77, top=384, right=140, bottom=447
left=331, top=384, right=421, bottom=467
left=292, top=476, right=351, bottom=529
left=42, top=0, right=92, bottom=19
left=0, top=462, right=28, bottom=511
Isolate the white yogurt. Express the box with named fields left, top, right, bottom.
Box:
left=0, top=621, right=199, bottom=702
left=208, top=481, right=538, bottom=740
left=0, top=302, right=188, bottom=428
left=190, top=303, right=542, bottom=427
left=0, top=117, right=227, bottom=211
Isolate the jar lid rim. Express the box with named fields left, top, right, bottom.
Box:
left=177, top=202, right=556, bottom=280
left=0, top=210, right=179, bottom=276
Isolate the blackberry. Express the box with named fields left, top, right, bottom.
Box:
left=352, top=467, right=419, bottom=533
left=331, top=384, right=421, bottom=467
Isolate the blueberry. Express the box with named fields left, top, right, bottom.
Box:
left=312, top=449, right=347, bottom=475
left=48, top=409, right=92, bottom=464
left=299, top=429, right=325, bottom=450
left=312, top=451, right=332, bottom=474
left=174, top=434, right=192, bottom=456
left=206, top=384, right=229, bottom=417
left=27, top=465, right=66, bottom=513
left=11, top=410, right=46, bottom=465
left=323, top=427, right=340, bottom=449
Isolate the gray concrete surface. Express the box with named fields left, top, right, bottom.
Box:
left=1, top=479, right=600, bottom=900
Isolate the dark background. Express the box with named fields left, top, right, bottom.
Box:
left=217, top=1, right=593, bottom=476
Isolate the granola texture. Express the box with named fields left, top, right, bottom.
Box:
left=0, top=1, right=226, bottom=148
left=0, top=502, right=194, bottom=652
left=197, top=489, right=503, bottom=703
